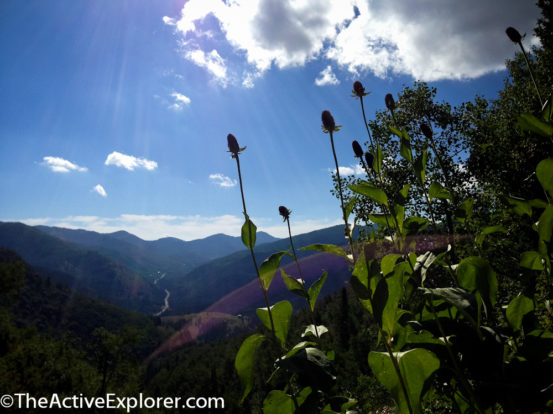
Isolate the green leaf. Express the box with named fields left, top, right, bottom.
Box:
left=422, top=287, right=476, bottom=313
left=241, top=216, right=257, bottom=249
left=403, top=216, right=429, bottom=235
left=263, top=390, right=295, bottom=414
left=281, top=269, right=308, bottom=298
left=296, top=387, right=312, bottom=407
left=520, top=251, right=545, bottom=271
left=455, top=199, right=474, bottom=223
left=506, top=295, right=534, bottom=331
left=259, top=251, right=288, bottom=291
left=349, top=182, right=389, bottom=207
left=285, top=341, right=317, bottom=358
left=507, top=197, right=533, bottom=217
left=321, top=405, right=339, bottom=414
left=414, top=251, right=437, bottom=285
left=456, top=257, right=498, bottom=308
left=381, top=254, right=402, bottom=276
left=390, top=127, right=413, bottom=163
left=428, top=182, right=452, bottom=201
left=256, top=300, right=293, bottom=349
left=414, top=147, right=428, bottom=184
left=375, top=143, right=383, bottom=173
left=394, top=204, right=406, bottom=235
left=373, top=264, right=406, bottom=336
left=368, top=349, right=440, bottom=414
left=538, top=204, right=553, bottom=244
left=529, top=198, right=548, bottom=209
left=369, top=213, right=393, bottom=227
left=475, top=225, right=507, bottom=247
left=301, top=244, right=351, bottom=262
left=390, top=126, right=403, bottom=138
left=345, top=196, right=357, bottom=221
left=302, top=324, right=329, bottom=338
left=235, top=333, right=265, bottom=403
left=351, top=251, right=374, bottom=302
left=536, top=158, right=553, bottom=198
left=400, top=138, right=413, bottom=164
left=308, top=271, right=327, bottom=312
left=398, top=184, right=411, bottom=205
left=407, top=330, right=446, bottom=346
left=518, top=113, right=553, bottom=137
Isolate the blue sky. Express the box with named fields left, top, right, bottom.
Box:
left=0, top=0, right=540, bottom=240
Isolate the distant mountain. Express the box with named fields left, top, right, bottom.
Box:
left=35, top=225, right=280, bottom=279
left=164, top=225, right=356, bottom=314
left=0, top=220, right=356, bottom=319
left=0, top=222, right=162, bottom=313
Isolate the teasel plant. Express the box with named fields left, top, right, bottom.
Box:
left=352, top=81, right=376, bottom=149
left=227, top=133, right=276, bottom=336
left=321, top=110, right=356, bottom=257
left=323, top=112, right=416, bottom=413
left=278, top=205, right=323, bottom=339
left=506, top=26, right=544, bottom=108
left=351, top=139, right=401, bottom=245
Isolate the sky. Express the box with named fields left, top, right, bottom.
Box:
left=0, top=0, right=541, bottom=241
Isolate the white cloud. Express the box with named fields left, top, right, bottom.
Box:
left=209, top=173, right=237, bottom=188
left=105, top=151, right=158, bottom=171
left=184, top=48, right=228, bottom=86
left=165, top=0, right=539, bottom=83
left=162, top=16, right=176, bottom=26
left=42, top=156, right=87, bottom=173
left=169, top=92, right=191, bottom=110
left=19, top=214, right=342, bottom=241
left=315, top=65, right=340, bottom=86
left=92, top=184, right=107, bottom=197
left=332, top=164, right=364, bottom=176
left=242, top=71, right=262, bottom=88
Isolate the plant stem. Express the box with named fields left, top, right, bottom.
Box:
left=329, top=131, right=355, bottom=258
left=360, top=158, right=400, bottom=245
left=359, top=96, right=376, bottom=149
left=368, top=291, right=413, bottom=414
left=235, top=155, right=276, bottom=336
left=285, top=217, right=319, bottom=338
left=517, top=41, right=544, bottom=108
left=383, top=340, right=414, bottom=414
left=425, top=132, right=458, bottom=261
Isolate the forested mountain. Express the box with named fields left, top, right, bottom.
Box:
left=164, top=224, right=357, bottom=313
left=0, top=222, right=162, bottom=313
left=0, top=221, right=352, bottom=317
left=36, top=224, right=279, bottom=277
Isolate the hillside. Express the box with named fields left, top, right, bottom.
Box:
left=164, top=224, right=357, bottom=314
left=0, top=247, right=164, bottom=352
left=0, top=222, right=163, bottom=313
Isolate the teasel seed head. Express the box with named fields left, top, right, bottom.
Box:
left=385, top=93, right=396, bottom=112
left=227, top=133, right=240, bottom=156
left=364, top=152, right=374, bottom=171
left=420, top=123, right=433, bottom=139
left=506, top=27, right=522, bottom=43
left=279, top=205, right=291, bottom=220
left=353, top=81, right=366, bottom=98
left=321, top=110, right=336, bottom=133
left=352, top=140, right=364, bottom=158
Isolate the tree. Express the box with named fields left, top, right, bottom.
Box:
left=333, top=82, right=476, bottom=239
left=463, top=0, right=553, bottom=201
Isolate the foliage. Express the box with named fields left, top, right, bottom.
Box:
left=230, top=5, right=553, bottom=412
